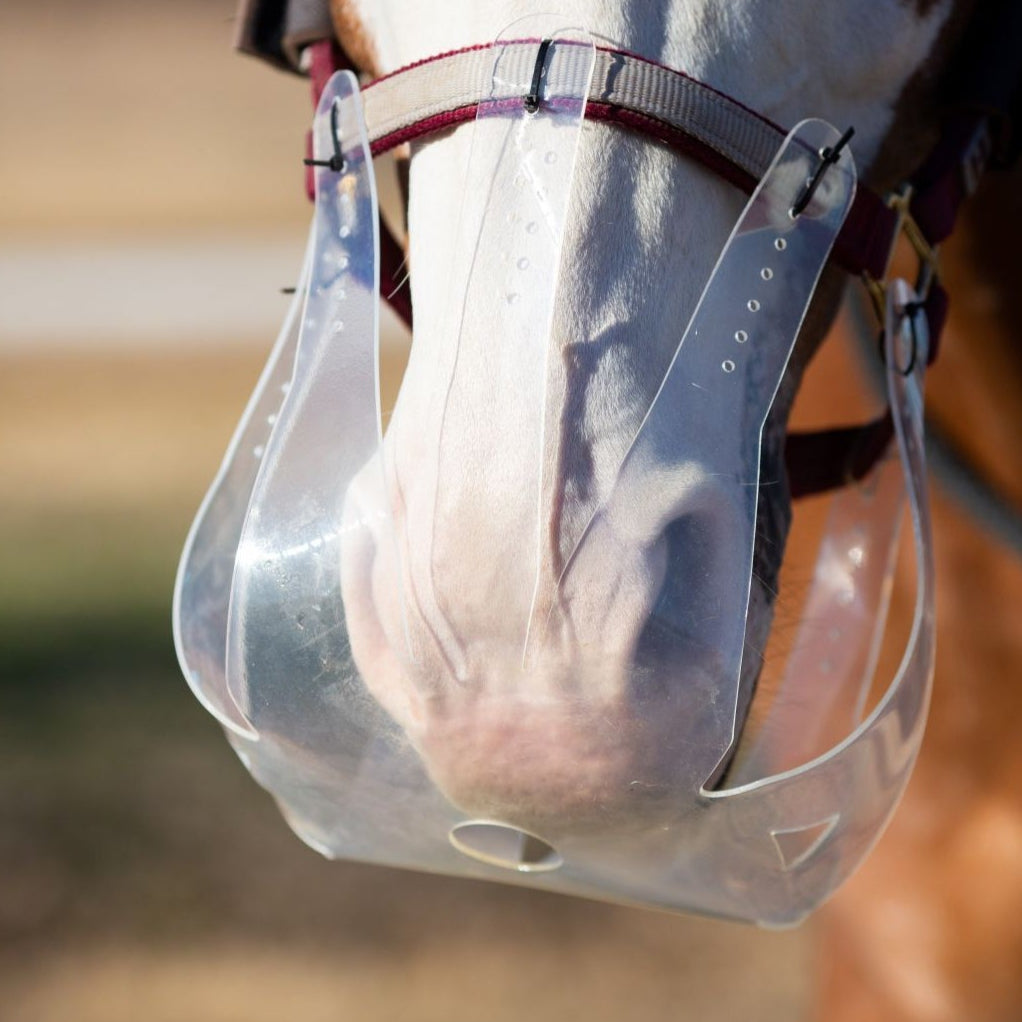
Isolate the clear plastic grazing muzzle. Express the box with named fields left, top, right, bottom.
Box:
left=173, top=30, right=935, bottom=926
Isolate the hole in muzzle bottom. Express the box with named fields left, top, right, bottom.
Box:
left=449, top=821, right=563, bottom=872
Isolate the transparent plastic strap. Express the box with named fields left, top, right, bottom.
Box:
left=223, top=72, right=404, bottom=740
left=727, top=436, right=906, bottom=785
left=546, top=120, right=857, bottom=785
left=172, top=228, right=314, bottom=737
left=703, top=279, right=934, bottom=926
left=410, top=21, right=596, bottom=673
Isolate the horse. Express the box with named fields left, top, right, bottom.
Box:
left=328, top=0, right=949, bottom=821
left=321, top=0, right=1022, bottom=1015
left=310, top=0, right=972, bottom=834
left=202, top=0, right=1022, bottom=1014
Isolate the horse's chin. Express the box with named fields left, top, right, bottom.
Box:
left=360, top=640, right=722, bottom=833
left=418, top=685, right=679, bottom=835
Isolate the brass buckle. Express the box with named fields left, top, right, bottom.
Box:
left=861, top=183, right=941, bottom=320
left=888, top=184, right=941, bottom=300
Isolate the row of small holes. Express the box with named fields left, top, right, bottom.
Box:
left=253, top=199, right=356, bottom=460
left=507, top=161, right=552, bottom=304
left=505, top=154, right=558, bottom=303
left=721, top=236, right=788, bottom=373
left=255, top=118, right=360, bottom=461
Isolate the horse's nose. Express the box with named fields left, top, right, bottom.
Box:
left=338, top=385, right=760, bottom=824
left=539, top=463, right=749, bottom=674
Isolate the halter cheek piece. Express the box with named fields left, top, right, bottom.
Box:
left=174, top=9, right=1021, bottom=924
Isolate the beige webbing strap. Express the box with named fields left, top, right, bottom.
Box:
left=359, top=41, right=898, bottom=282
left=362, top=43, right=785, bottom=184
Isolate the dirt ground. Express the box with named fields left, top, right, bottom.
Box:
left=0, top=3, right=813, bottom=1019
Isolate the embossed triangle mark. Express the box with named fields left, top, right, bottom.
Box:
left=770, top=815, right=840, bottom=871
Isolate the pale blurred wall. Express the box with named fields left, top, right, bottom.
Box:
left=1, top=0, right=309, bottom=236
left=0, top=0, right=311, bottom=629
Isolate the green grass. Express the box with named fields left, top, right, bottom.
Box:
left=0, top=506, right=189, bottom=683
left=0, top=508, right=184, bottom=622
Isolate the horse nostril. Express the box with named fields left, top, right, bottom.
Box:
left=649, top=514, right=720, bottom=632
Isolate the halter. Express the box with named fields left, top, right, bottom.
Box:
left=290, top=27, right=1012, bottom=501
left=233, top=0, right=1022, bottom=500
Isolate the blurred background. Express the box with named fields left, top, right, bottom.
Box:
left=0, top=3, right=813, bottom=1019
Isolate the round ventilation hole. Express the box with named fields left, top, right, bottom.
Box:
left=450, top=821, right=563, bottom=873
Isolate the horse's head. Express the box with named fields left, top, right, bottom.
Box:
left=335, top=0, right=965, bottom=835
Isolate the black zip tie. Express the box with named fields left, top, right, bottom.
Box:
left=524, top=39, right=553, bottom=113
left=896, top=300, right=923, bottom=375
left=303, top=99, right=345, bottom=173
left=790, top=126, right=855, bottom=217
left=875, top=299, right=923, bottom=376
